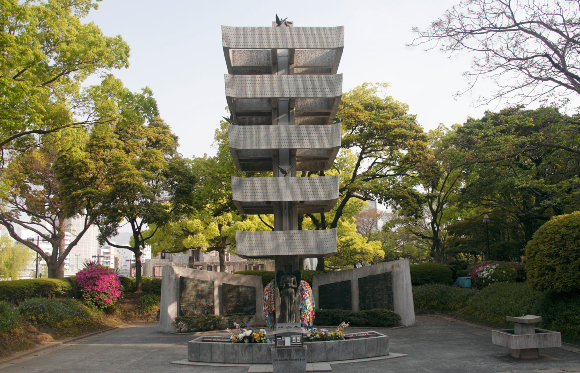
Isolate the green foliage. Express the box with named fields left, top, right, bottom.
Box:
left=413, top=284, right=477, bottom=313
left=0, top=279, right=72, bottom=304
left=19, top=298, right=92, bottom=327
left=525, top=212, right=580, bottom=294
left=0, top=236, right=33, bottom=280
left=446, top=260, right=469, bottom=281
left=314, top=309, right=400, bottom=327
left=540, top=292, right=580, bottom=343
left=410, top=263, right=453, bottom=286
left=234, top=271, right=275, bottom=288
left=0, top=301, right=21, bottom=332
left=119, top=277, right=162, bottom=295
left=140, top=294, right=160, bottom=313
left=174, top=315, right=223, bottom=333
left=467, top=282, right=544, bottom=324
left=234, top=270, right=324, bottom=288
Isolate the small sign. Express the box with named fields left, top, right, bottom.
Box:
left=275, top=331, right=303, bottom=348
left=276, top=323, right=302, bottom=332
left=202, top=336, right=230, bottom=342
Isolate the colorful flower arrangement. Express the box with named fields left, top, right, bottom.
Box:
left=468, top=261, right=525, bottom=289
left=263, top=281, right=275, bottom=328
left=74, top=264, right=121, bottom=309
left=299, top=280, right=315, bottom=329
left=306, top=322, right=349, bottom=341
left=263, top=280, right=316, bottom=329
left=226, top=322, right=268, bottom=343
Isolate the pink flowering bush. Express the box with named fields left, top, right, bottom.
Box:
left=74, top=265, right=122, bottom=309
left=468, top=261, right=525, bottom=289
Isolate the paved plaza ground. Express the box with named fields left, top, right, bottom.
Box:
left=0, top=316, right=578, bottom=373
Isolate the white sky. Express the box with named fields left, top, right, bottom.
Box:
left=84, top=0, right=498, bottom=160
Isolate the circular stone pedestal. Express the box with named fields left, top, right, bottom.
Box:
left=188, top=331, right=389, bottom=364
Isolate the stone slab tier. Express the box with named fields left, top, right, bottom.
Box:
left=229, top=124, right=341, bottom=172
left=231, top=176, right=338, bottom=215
left=225, top=74, right=342, bottom=126
left=222, top=26, right=344, bottom=75
left=235, top=229, right=337, bottom=259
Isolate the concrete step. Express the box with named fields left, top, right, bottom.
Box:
left=248, top=362, right=332, bottom=372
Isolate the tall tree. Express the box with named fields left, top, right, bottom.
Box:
left=410, top=0, right=580, bottom=106
left=0, top=128, right=97, bottom=278
left=62, top=77, right=186, bottom=291
left=0, top=0, right=129, bottom=166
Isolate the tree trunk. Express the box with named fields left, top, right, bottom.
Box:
left=219, top=248, right=225, bottom=272
left=47, top=260, right=65, bottom=278
left=135, top=250, right=142, bottom=292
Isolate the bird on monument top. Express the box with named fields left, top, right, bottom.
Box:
left=278, top=165, right=294, bottom=177
left=275, top=14, right=291, bottom=27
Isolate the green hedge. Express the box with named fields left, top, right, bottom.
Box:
left=234, top=270, right=324, bottom=288
left=19, top=298, right=92, bottom=327
left=0, top=301, right=20, bottom=332
left=413, top=284, right=477, bottom=313
left=140, top=294, right=160, bottom=313
left=174, top=315, right=223, bottom=333
left=118, top=277, right=162, bottom=295
left=526, top=211, right=580, bottom=294
left=0, top=279, right=73, bottom=304
left=314, top=309, right=401, bottom=328
left=541, top=292, right=580, bottom=344
left=410, top=263, right=453, bottom=286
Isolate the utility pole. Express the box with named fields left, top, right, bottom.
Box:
left=92, top=254, right=106, bottom=265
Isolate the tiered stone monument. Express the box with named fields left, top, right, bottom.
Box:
left=225, top=20, right=343, bottom=330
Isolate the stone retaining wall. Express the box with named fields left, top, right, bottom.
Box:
left=187, top=333, right=389, bottom=363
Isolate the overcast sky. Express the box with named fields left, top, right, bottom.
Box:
left=83, top=0, right=501, bottom=160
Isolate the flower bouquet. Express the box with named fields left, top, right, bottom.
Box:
left=226, top=323, right=267, bottom=343
left=306, top=322, right=349, bottom=341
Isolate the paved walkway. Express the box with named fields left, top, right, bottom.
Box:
left=0, top=316, right=578, bottom=373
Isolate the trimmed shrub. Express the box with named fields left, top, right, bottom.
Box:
left=413, top=284, right=477, bottom=313
left=19, top=298, right=92, bottom=327
left=118, top=277, right=162, bottom=295
left=140, top=294, right=160, bottom=313
left=467, top=282, right=543, bottom=324
left=410, top=263, right=453, bottom=286
left=174, top=315, right=223, bottom=333
left=74, top=265, right=121, bottom=309
left=314, top=309, right=400, bottom=327
left=0, top=301, right=20, bottom=332
left=0, top=279, right=72, bottom=304
left=525, top=211, right=580, bottom=294
left=541, top=292, right=580, bottom=343
left=468, top=261, right=525, bottom=289
left=447, top=260, right=469, bottom=281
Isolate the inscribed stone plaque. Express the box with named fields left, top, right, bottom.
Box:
left=179, top=278, right=214, bottom=316
left=358, top=272, right=393, bottom=311
left=222, top=283, right=256, bottom=315
left=319, top=280, right=351, bottom=310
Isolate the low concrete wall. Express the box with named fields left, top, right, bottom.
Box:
left=159, top=266, right=265, bottom=333
left=188, top=333, right=389, bottom=363
left=492, top=329, right=562, bottom=349
left=312, top=259, right=415, bottom=326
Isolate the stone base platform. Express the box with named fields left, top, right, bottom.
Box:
left=188, top=331, right=390, bottom=364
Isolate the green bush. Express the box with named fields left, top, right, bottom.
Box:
left=223, top=315, right=253, bottom=329
left=0, top=301, right=21, bottom=332
left=413, top=284, right=477, bottom=313
left=467, top=282, right=543, bottom=324
left=234, top=270, right=275, bottom=288
left=525, top=211, right=580, bottom=294
left=118, top=277, right=162, bottom=295
left=410, top=263, right=453, bottom=286
left=0, top=279, right=73, bottom=304
left=540, top=292, right=580, bottom=344
left=234, top=270, right=325, bottom=288
left=447, top=260, right=469, bottom=281
left=174, top=315, right=222, bottom=333
left=314, top=309, right=400, bottom=327
left=140, top=294, right=160, bottom=313
left=19, top=298, right=92, bottom=327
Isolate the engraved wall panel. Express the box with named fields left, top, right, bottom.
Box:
left=229, top=124, right=340, bottom=150
left=319, top=281, right=352, bottom=310
left=225, top=75, right=343, bottom=98
left=222, top=26, right=344, bottom=49
left=231, top=176, right=338, bottom=202
left=236, top=229, right=337, bottom=258
left=179, top=278, right=214, bottom=316
left=222, top=284, right=257, bottom=316
left=358, top=272, right=394, bottom=311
